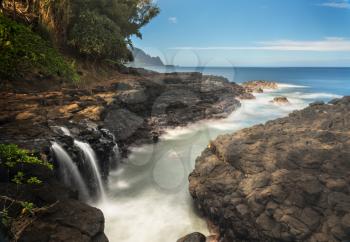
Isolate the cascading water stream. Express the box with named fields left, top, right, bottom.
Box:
left=60, top=127, right=71, bottom=136
left=51, top=142, right=90, bottom=200
left=74, top=140, right=106, bottom=201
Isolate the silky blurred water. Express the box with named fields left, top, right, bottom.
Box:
left=97, top=67, right=348, bottom=242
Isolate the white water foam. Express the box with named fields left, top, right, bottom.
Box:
left=277, top=83, right=310, bottom=89
left=51, top=142, right=89, bottom=200
left=74, top=140, right=106, bottom=201
left=60, top=127, right=71, bottom=136
left=288, top=92, right=341, bottom=100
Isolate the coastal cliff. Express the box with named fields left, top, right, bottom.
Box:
left=189, top=97, right=350, bottom=242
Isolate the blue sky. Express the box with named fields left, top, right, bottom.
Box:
left=132, top=0, right=350, bottom=67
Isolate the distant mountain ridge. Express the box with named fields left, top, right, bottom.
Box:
left=130, top=48, right=164, bottom=67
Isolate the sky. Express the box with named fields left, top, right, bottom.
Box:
left=131, top=0, right=350, bottom=67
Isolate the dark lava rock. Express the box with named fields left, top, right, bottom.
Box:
left=177, top=232, right=206, bottom=242
left=11, top=200, right=107, bottom=242
left=103, top=72, right=249, bottom=146
left=189, top=96, right=350, bottom=242
left=0, top=180, right=108, bottom=242
left=270, top=96, right=290, bottom=105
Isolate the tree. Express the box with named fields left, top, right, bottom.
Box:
left=68, top=10, right=128, bottom=60
left=2, top=0, right=159, bottom=64
left=66, top=0, right=159, bottom=63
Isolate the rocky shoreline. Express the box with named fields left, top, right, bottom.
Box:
left=0, top=69, right=254, bottom=241
left=189, top=96, right=350, bottom=242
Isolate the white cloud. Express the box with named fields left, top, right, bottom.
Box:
left=320, top=0, right=350, bottom=9
left=170, top=38, right=350, bottom=52
left=168, top=17, right=177, bottom=24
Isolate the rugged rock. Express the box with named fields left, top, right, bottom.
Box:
left=177, top=232, right=206, bottom=242
left=12, top=201, right=107, bottom=242
left=242, top=80, right=278, bottom=93
left=0, top=70, right=251, bottom=156
left=102, top=72, right=252, bottom=148
left=0, top=183, right=107, bottom=242
left=271, top=96, right=290, bottom=105
left=189, top=96, right=350, bottom=242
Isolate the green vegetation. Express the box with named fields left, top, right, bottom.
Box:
left=0, top=0, right=159, bottom=82
left=68, top=10, right=129, bottom=60
left=0, top=143, right=53, bottom=185
left=0, top=144, right=53, bottom=171
left=20, top=201, right=35, bottom=215
left=0, top=144, right=52, bottom=230
left=0, top=209, right=10, bottom=227
left=61, top=0, right=159, bottom=62
left=0, top=14, right=79, bottom=82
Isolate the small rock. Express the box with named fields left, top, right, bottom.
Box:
left=177, top=232, right=206, bottom=242
left=271, top=96, right=290, bottom=105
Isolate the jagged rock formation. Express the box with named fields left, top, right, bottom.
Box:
left=102, top=72, right=253, bottom=147
left=189, top=97, right=350, bottom=242
left=242, top=80, right=278, bottom=93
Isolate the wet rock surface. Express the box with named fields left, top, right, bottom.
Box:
left=177, top=232, right=206, bottom=242
left=0, top=166, right=107, bottom=242
left=102, top=72, right=251, bottom=148
left=242, top=80, right=278, bottom=93
left=271, top=96, right=290, bottom=105
left=189, top=96, right=350, bottom=242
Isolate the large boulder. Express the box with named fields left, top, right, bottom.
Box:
left=0, top=181, right=108, bottom=242
left=189, top=96, right=350, bottom=242
left=11, top=200, right=107, bottom=242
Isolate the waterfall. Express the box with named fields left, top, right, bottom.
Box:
left=60, top=127, right=71, bottom=136
left=111, top=144, right=121, bottom=169
left=51, top=142, right=90, bottom=200
left=74, top=140, right=106, bottom=200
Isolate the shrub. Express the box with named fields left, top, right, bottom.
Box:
left=0, top=144, right=53, bottom=170
left=0, top=14, right=79, bottom=82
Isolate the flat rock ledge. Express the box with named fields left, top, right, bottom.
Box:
left=189, top=96, right=350, bottom=242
